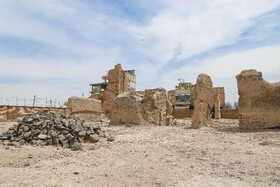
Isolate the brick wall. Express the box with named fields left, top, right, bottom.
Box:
left=172, top=109, right=193, bottom=119
left=221, top=109, right=238, bottom=119
left=107, top=64, right=128, bottom=94
left=172, top=109, right=238, bottom=119
left=0, top=106, right=68, bottom=121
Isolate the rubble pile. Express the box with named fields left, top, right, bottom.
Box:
left=110, top=88, right=173, bottom=126
left=0, top=111, right=112, bottom=150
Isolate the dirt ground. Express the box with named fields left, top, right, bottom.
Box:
left=0, top=119, right=280, bottom=187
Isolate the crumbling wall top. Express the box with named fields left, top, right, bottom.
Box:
left=114, top=63, right=122, bottom=70
left=191, top=74, right=214, bottom=128
left=236, top=69, right=280, bottom=129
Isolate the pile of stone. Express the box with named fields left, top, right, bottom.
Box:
left=0, top=111, right=113, bottom=150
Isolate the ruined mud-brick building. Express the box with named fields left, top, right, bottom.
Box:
left=89, top=64, right=136, bottom=115
left=110, top=88, right=173, bottom=126
left=168, top=81, right=225, bottom=109
left=236, top=69, right=280, bottom=129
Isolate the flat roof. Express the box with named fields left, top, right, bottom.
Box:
left=90, top=82, right=108, bottom=86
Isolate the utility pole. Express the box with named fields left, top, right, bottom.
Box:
left=33, top=95, right=36, bottom=107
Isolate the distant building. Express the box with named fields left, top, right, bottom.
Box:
left=90, top=67, right=136, bottom=96
left=89, top=64, right=136, bottom=115
left=168, top=82, right=225, bottom=109
left=125, top=70, right=136, bottom=91
left=168, top=82, right=196, bottom=109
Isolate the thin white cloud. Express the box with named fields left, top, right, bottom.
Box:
left=140, top=0, right=280, bottom=63
left=0, top=0, right=278, bottom=61
left=0, top=0, right=279, bottom=103
left=159, top=45, right=280, bottom=103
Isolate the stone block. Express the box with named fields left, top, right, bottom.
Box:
left=68, top=96, right=102, bottom=114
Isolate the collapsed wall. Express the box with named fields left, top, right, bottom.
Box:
left=191, top=74, right=214, bottom=128
left=110, top=88, right=172, bottom=126
left=236, top=69, right=280, bottom=129
left=101, top=91, right=117, bottom=114
left=109, top=92, right=146, bottom=125
left=68, top=97, right=105, bottom=122
left=141, top=88, right=168, bottom=125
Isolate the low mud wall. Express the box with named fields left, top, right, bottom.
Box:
left=221, top=109, right=238, bottom=119
left=172, top=109, right=193, bottom=119
left=172, top=109, right=238, bottom=119
left=0, top=105, right=68, bottom=121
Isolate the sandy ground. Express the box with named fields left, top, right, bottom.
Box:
left=0, top=119, right=280, bottom=187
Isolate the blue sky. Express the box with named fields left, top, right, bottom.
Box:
left=0, top=0, right=280, bottom=106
